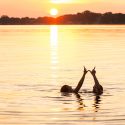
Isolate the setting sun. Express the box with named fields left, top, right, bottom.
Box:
left=50, top=8, right=58, bottom=16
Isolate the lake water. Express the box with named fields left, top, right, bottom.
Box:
left=0, top=25, right=125, bottom=125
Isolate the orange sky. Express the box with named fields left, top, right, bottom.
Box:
left=0, top=0, right=125, bottom=17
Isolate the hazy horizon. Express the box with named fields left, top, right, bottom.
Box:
left=0, top=0, right=125, bottom=17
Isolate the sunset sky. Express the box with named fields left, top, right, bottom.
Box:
left=0, top=0, right=125, bottom=17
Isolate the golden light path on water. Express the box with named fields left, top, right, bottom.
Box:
left=50, top=26, right=58, bottom=83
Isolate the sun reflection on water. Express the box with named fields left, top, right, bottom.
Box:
left=50, top=25, right=58, bottom=82
left=50, top=25, right=58, bottom=48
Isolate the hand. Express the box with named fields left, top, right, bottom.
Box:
left=84, top=66, right=88, bottom=74
left=91, top=67, right=96, bottom=75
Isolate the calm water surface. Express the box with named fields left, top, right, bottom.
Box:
left=0, top=25, right=125, bottom=125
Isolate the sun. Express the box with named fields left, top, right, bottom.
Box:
left=50, top=8, right=58, bottom=16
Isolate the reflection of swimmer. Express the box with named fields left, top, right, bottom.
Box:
left=89, top=67, right=103, bottom=95
left=60, top=67, right=88, bottom=93
left=93, top=95, right=101, bottom=112
left=61, top=93, right=85, bottom=111
left=75, top=93, right=85, bottom=110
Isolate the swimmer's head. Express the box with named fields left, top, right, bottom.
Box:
left=60, top=85, right=73, bottom=93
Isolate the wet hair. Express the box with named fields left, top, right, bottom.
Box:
left=60, top=85, right=73, bottom=93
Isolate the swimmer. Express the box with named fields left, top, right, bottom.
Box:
left=60, top=67, right=88, bottom=93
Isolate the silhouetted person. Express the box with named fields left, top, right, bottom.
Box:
left=89, top=67, right=103, bottom=95
left=60, top=67, right=87, bottom=93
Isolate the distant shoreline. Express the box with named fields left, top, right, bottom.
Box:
left=0, top=10, right=125, bottom=25
left=0, top=23, right=125, bottom=26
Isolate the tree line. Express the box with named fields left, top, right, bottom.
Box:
left=0, top=10, right=125, bottom=25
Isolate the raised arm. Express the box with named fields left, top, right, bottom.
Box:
left=90, top=67, right=100, bottom=86
left=74, top=67, right=87, bottom=93
left=90, top=67, right=103, bottom=94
